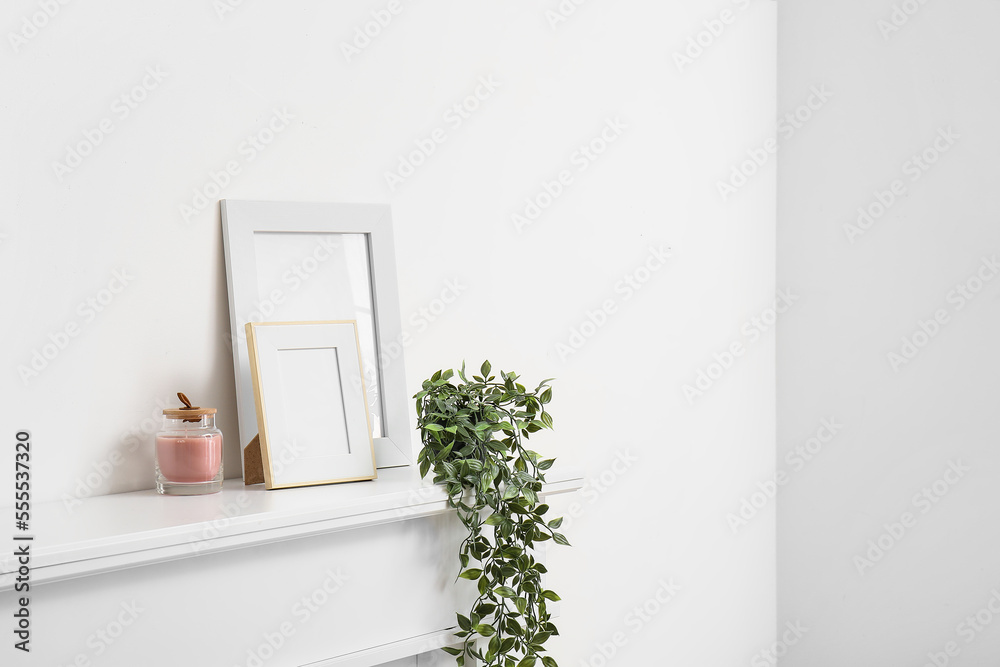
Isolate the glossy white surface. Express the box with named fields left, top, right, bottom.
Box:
left=0, top=466, right=581, bottom=592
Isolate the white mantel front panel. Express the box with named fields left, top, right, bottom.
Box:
left=4, top=513, right=473, bottom=667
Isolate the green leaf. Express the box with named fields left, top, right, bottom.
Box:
left=459, top=568, right=483, bottom=580
left=484, top=514, right=504, bottom=526
left=541, top=590, right=561, bottom=601
left=515, top=597, right=528, bottom=614
left=475, top=623, right=496, bottom=637
left=456, top=614, right=472, bottom=631
left=542, top=657, right=558, bottom=667
left=538, top=457, right=555, bottom=470
left=540, top=387, right=552, bottom=403
left=552, top=532, right=571, bottom=546
left=548, top=517, right=563, bottom=529
left=481, top=360, right=492, bottom=378
left=502, top=484, right=520, bottom=500
left=424, top=423, right=444, bottom=432
left=517, top=656, right=537, bottom=667
left=442, top=646, right=463, bottom=656
left=494, top=586, right=517, bottom=598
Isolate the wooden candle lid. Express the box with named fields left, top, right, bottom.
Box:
left=163, top=392, right=217, bottom=421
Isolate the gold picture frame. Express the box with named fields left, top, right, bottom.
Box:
left=245, top=320, right=377, bottom=489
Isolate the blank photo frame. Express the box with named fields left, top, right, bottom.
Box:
left=245, top=321, right=377, bottom=489
left=222, top=200, right=412, bottom=477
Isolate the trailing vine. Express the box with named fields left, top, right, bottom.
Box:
left=414, top=361, right=568, bottom=667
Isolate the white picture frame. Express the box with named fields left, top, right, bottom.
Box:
left=222, top=200, right=412, bottom=477
left=245, top=320, right=377, bottom=489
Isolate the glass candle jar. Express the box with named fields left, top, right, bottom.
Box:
left=155, top=399, right=223, bottom=495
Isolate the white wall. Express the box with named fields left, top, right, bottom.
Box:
left=778, top=1, right=1000, bottom=664
left=0, top=1, right=775, bottom=664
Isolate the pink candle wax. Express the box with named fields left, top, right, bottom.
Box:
left=156, top=434, right=222, bottom=483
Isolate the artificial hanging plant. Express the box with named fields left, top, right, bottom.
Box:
left=415, top=361, right=569, bottom=667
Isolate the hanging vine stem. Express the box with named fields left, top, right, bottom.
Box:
left=414, top=361, right=569, bottom=667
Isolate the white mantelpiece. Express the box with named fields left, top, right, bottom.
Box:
left=0, top=467, right=581, bottom=667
